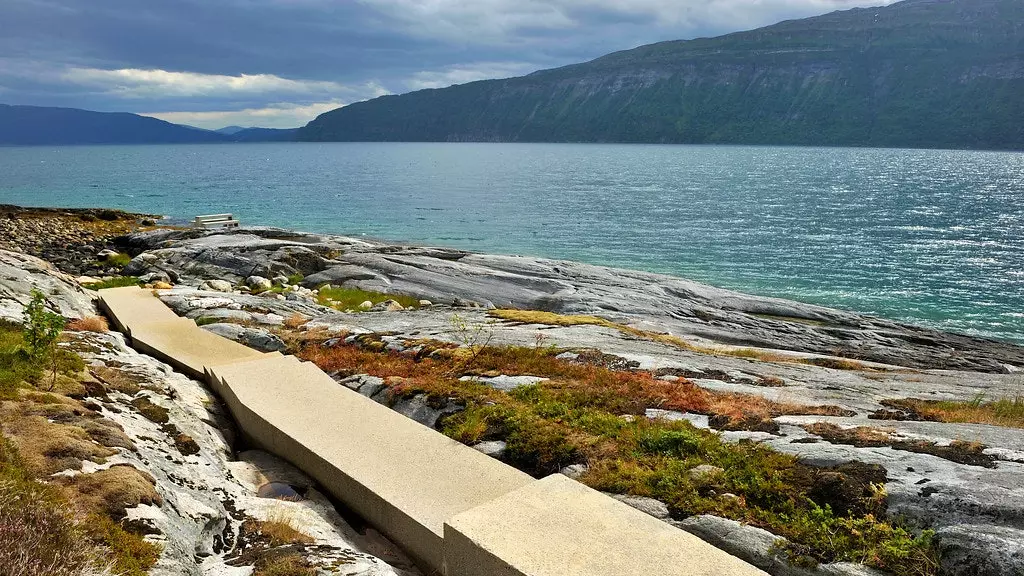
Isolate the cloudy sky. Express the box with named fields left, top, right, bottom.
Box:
left=0, top=0, right=894, bottom=129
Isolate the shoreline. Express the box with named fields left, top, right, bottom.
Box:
left=4, top=206, right=1024, bottom=575
left=2, top=203, right=1022, bottom=372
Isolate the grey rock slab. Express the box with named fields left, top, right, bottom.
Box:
left=607, top=494, right=671, bottom=520
left=646, top=409, right=711, bottom=429
left=673, top=515, right=813, bottom=576
left=185, top=308, right=253, bottom=324
left=302, top=264, right=385, bottom=287
left=459, top=374, right=549, bottom=391
left=936, top=523, right=1024, bottom=576
left=0, top=249, right=96, bottom=321
left=471, top=441, right=507, bottom=459
left=123, top=228, right=1024, bottom=372
left=201, top=323, right=287, bottom=353
left=390, top=394, right=459, bottom=429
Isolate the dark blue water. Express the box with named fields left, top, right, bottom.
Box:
left=1, top=143, right=1022, bottom=342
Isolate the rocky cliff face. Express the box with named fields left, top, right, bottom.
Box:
left=298, top=0, right=1024, bottom=150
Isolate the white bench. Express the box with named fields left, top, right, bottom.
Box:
left=192, top=213, right=240, bottom=229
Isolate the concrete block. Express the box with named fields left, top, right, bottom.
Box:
left=209, top=355, right=534, bottom=570
left=444, top=474, right=768, bottom=576
left=129, top=318, right=265, bottom=378
left=97, top=286, right=180, bottom=333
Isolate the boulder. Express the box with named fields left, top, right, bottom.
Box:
left=201, top=323, right=286, bottom=353
left=301, top=265, right=382, bottom=288
left=370, top=300, right=405, bottom=312
left=607, top=494, right=670, bottom=519
left=201, top=279, right=233, bottom=293
left=245, top=276, right=273, bottom=291
left=472, top=441, right=507, bottom=459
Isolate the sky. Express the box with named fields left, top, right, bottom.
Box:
left=0, top=0, right=895, bottom=130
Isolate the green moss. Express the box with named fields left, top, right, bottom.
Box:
left=83, top=276, right=142, bottom=290
left=286, top=273, right=305, bottom=285
left=316, top=286, right=420, bottom=311
left=103, top=253, right=133, bottom=267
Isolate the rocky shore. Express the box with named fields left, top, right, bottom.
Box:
left=3, top=208, right=1024, bottom=576
left=0, top=204, right=157, bottom=276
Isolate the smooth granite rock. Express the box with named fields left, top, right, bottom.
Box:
left=122, top=227, right=1024, bottom=373
left=200, top=322, right=287, bottom=353
left=0, top=249, right=96, bottom=321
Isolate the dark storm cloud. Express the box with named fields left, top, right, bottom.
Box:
left=0, top=0, right=895, bottom=128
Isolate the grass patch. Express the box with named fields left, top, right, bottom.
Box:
left=83, top=276, right=142, bottom=290
left=488, top=309, right=872, bottom=370
left=0, top=437, right=160, bottom=576
left=244, top=511, right=313, bottom=547
left=316, top=286, right=420, bottom=311
left=254, top=555, right=316, bottom=576
left=878, top=396, right=1024, bottom=429
left=295, top=336, right=935, bottom=573
left=102, top=253, right=133, bottom=267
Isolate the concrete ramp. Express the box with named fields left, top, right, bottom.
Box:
left=96, top=286, right=180, bottom=333
left=129, top=317, right=265, bottom=378
left=446, top=474, right=763, bottom=576
left=210, top=354, right=534, bottom=569
left=98, top=286, right=767, bottom=576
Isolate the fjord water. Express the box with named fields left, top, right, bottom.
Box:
left=1, top=143, right=1021, bottom=342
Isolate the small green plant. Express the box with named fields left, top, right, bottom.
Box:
left=23, top=290, right=66, bottom=390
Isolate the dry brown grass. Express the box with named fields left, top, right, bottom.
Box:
left=881, top=396, right=1024, bottom=430
left=804, top=422, right=995, bottom=467
left=60, top=465, right=162, bottom=519
left=0, top=412, right=117, bottom=476
left=66, top=316, right=109, bottom=333
left=254, top=554, right=316, bottom=576
left=282, top=313, right=309, bottom=330
left=488, top=309, right=872, bottom=370
left=249, top=510, right=314, bottom=547
left=298, top=337, right=852, bottom=430
left=90, top=365, right=146, bottom=395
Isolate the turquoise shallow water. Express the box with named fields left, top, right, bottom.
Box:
left=1, top=142, right=1022, bottom=342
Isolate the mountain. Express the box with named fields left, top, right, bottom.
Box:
left=298, top=0, right=1024, bottom=150
left=0, top=105, right=231, bottom=145
left=214, top=126, right=248, bottom=135
left=229, top=127, right=298, bottom=142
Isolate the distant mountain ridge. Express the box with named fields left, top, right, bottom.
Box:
left=298, top=0, right=1024, bottom=150
left=0, top=104, right=230, bottom=145
left=0, top=105, right=297, bottom=145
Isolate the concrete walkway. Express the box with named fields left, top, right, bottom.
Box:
left=99, top=287, right=766, bottom=576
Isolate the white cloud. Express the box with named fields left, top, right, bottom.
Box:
left=357, top=0, right=899, bottom=43
left=406, top=61, right=537, bottom=90
left=60, top=67, right=350, bottom=99
left=143, top=100, right=349, bottom=129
